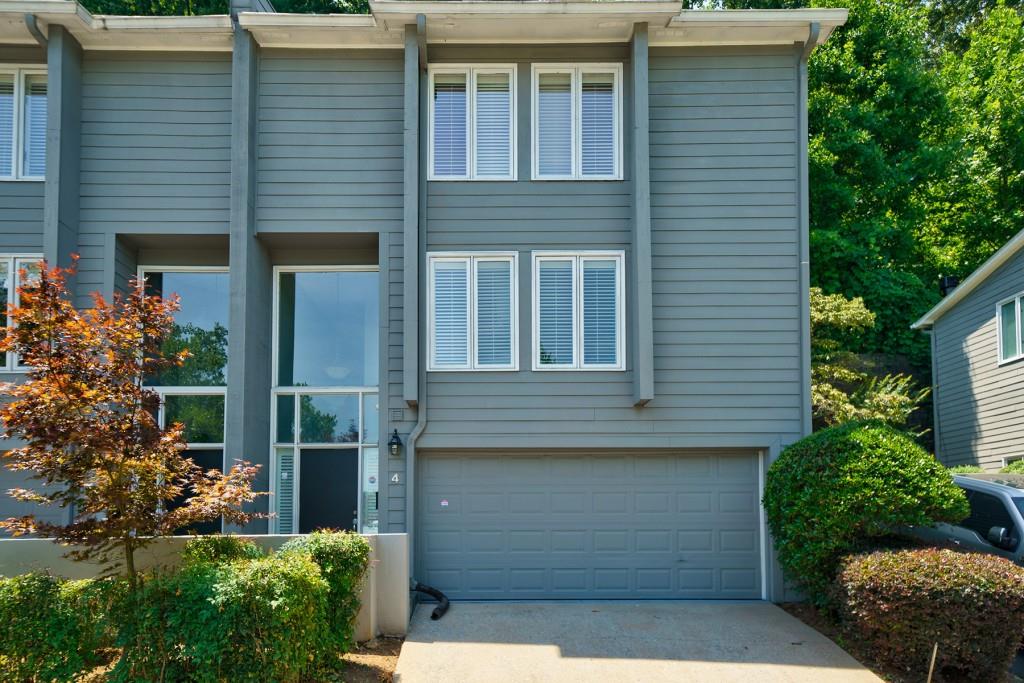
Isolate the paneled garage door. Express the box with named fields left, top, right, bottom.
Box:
left=416, top=450, right=763, bottom=600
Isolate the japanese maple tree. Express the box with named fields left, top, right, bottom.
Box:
left=0, top=260, right=261, bottom=586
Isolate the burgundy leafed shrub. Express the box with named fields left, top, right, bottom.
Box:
left=835, top=547, right=1024, bottom=681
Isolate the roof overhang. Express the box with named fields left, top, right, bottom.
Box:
left=0, top=0, right=846, bottom=52
left=912, top=228, right=1024, bottom=330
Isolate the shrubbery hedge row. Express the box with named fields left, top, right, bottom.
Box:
left=835, top=547, right=1024, bottom=681
left=0, top=531, right=371, bottom=682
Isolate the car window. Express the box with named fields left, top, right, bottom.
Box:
left=961, top=491, right=1018, bottom=550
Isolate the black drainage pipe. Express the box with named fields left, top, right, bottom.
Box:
left=413, top=581, right=450, bottom=620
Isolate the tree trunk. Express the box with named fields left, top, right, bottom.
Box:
left=124, top=538, right=137, bottom=590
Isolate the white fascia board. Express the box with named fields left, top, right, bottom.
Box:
left=655, top=8, right=847, bottom=48
left=912, top=229, right=1024, bottom=330
left=369, top=1, right=682, bottom=17
left=239, top=12, right=402, bottom=48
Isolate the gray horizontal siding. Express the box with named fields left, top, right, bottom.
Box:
left=0, top=182, right=44, bottom=252
left=933, top=247, right=1024, bottom=470
left=256, top=50, right=404, bottom=233
left=421, top=46, right=802, bottom=450
left=77, top=53, right=232, bottom=303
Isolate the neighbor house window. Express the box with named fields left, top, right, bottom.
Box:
left=0, top=68, right=46, bottom=180
left=997, top=292, right=1024, bottom=364
left=141, top=267, right=230, bottom=535
left=532, top=64, right=621, bottom=180
left=428, top=253, right=518, bottom=371
left=0, top=254, right=41, bottom=371
left=429, top=65, right=517, bottom=180
left=532, top=251, right=624, bottom=370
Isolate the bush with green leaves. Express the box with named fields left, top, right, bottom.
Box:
left=112, top=553, right=330, bottom=682
left=947, top=464, right=984, bottom=474
left=0, top=572, right=121, bottom=681
left=180, top=534, right=264, bottom=566
left=1000, top=460, right=1024, bottom=474
left=836, top=547, right=1024, bottom=680
left=280, top=530, right=371, bottom=664
left=763, top=421, right=969, bottom=605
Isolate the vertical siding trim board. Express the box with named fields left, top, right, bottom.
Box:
left=631, top=23, right=654, bottom=406
left=42, top=26, right=81, bottom=273
left=796, top=25, right=818, bottom=437
left=403, top=26, right=420, bottom=406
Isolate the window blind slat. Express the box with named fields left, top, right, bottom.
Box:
left=22, top=75, right=46, bottom=177
left=475, top=72, right=511, bottom=178
left=476, top=260, right=512, bottom=366
left=276, top=448, right=295, bottom=534
left=581, top=73, right=614, bottom=177
left=433, top=74, right=467, bottom=177
left=0, top=75, right=13, bottom=177
left=583, top=259, right=618, bottom=365
left=433, top=261, right=469, bottom=366
left=538, top=260, right=574, bottom=365
left=537, top=72, right=572, bottom=176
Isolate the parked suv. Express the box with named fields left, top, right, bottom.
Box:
left=911, top=474, right=1024, bottom=564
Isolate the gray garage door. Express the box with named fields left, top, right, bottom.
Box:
left=417, top=450, right=763, bottom=600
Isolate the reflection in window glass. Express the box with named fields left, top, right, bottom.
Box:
left=146, top=271, right=230, bottom=386
left=299, top=393, right=359, bottom=444
left=164, top=394, right=225, bottom=444
left=277, top=271, right=379, bottom=388
left=0, top=260, right=8, bottom=332
left=276, top=393, right=295, bottom=443
left=362, top=394, right=379, bottom=445
left=1001, top=300, right=1018, bottom=361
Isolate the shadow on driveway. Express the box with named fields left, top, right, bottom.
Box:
left=394, top=601, right=881, bottom=682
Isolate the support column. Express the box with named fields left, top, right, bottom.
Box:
left=631, top=23, right=654, bottom=406
left=225, top=25, right=272, bottom=531
left=42, top=26, right=81, bottom=276
left=402, top=25, right=420, bottom=407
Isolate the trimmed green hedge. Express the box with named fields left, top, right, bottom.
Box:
left=180, top=534, right=265, bottom=566
left=0, top=573, right=120, bottom=682
left=947, top=464, right=983, bottom=474
left=1000, top=460, right=1024, bottom=474
left=763, top=421, right=969, bottom=604
left=836, top=547, right=1024, bottom=680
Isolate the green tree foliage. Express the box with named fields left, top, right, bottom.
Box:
left=923, top=0, right=1024, bottom=54
left=810, top=287, right=929, bottom=429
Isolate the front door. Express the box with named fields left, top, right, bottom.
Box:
left=299, top=448, right=360, bottom=533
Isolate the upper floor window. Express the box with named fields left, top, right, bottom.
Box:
left=998, top=292, right=1024, bottom=364
left=533, top=251, right=624, bottom=371
left=532, top=64, right=621, bottom=181
left=428, top=252, right=518, bottom=371
left=0, top=254, right=41, bottom=371
left=429, top=65, right=517, bottom=181
left=0, top=68, right=46, bottom=180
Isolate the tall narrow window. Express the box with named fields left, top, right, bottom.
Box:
left=998, top=294, right=1023, bottom=363
left=533, top=252, right=624, bottom=370
left=532, top=64, right=621, bottom=180
left=430, top=66, right=516, bottom=180
left=428, top=253, right=518, bottom=371
left=0, top=68, right=46, bottom=180
left=0, top=254, right=42, bottom=371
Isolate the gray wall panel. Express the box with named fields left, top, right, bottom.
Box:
left=0, top=183, right=44, bottom=251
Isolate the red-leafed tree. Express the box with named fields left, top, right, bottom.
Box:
left=0, top=259, right=261, bottom=587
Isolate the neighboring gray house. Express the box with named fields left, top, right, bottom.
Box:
left=914, top=230, right=1024, bottom=472
left=0, top=0, right=845, bottom=601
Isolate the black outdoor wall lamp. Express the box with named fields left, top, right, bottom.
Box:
left=389, top=429, right=403, bottom=457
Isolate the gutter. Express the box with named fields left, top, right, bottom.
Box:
left=24, top=14, right=47, bottom=47
left=796, top=22, right=818, bottom=437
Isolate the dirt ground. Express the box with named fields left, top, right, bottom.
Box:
left=336, top=636, right=404, bottom=683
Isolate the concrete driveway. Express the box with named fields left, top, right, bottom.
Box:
left=394, top=601, right=881, bottom=683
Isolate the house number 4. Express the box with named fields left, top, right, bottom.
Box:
left=391, top=473, right=400, bottom=483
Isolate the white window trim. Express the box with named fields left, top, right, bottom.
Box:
left=996, top=291, right=1024, bottom=366
left=428, top=64, right=518, bottom=181
left=0, top=65, right=47, bottom=182
left=531, top=250, right=625, bottom=371
left=0, top=253, right=43, bottom=372
left=427, top=251, right=519, bottom=372
left=531, top=63, right=623, bottom=181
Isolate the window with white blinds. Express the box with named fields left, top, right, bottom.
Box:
left=0, top=68, right=46, bottom=180
left=533, top=251, right=624, bottom=370
left=532, top=64, right=621, bottom=180
left=428, top=253, right=519, bottom=371
left=430, top=66, right=516, bottom=180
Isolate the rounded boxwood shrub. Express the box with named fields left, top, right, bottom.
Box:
left=947, top=464, right=983, bottom=474
left=0, top=572, right=121, bottom=681
left=280, top=530, right=371, bottom=664
left=836, top=548, right=1024, bottom=680
left=1000, top=460, right=1024, bottom=474
left=180, top=534, right=264, bottom=566
left=763, top=421, right=969, bottom=604
left=112, top=553, right=330, bottom=683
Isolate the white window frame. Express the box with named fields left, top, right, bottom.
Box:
left=531, top=63, right=623, bottom=181
left=0, top=253, right=43, bottom=372
left=427, top=251, right=519, bottom=371
left=269, top=265, right=381, bottom=535
left=996, top=291, right=1024, bottom=365
left=0, top=65, right=47, bottom=182
left=428, top=64, right=518, bottom=181
left=531, top=250, right=625, bottom=371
